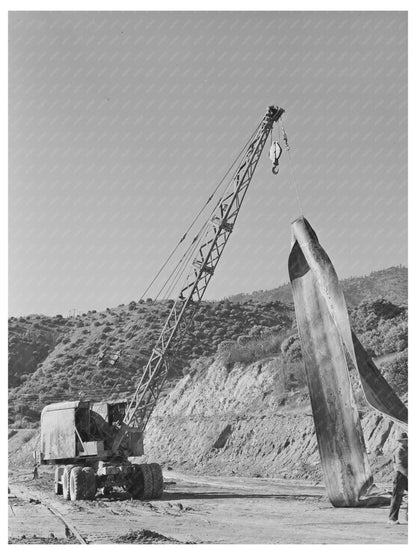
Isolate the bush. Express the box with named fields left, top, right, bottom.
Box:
left=237, top=335, right=251, bottom=346
left=381, top=321, right=407, bottom=354
left=286, top=340, right=302, bottom=362
left=350, top=298, right=404, bottom=334
left=380, top=351, right=408, bottom=396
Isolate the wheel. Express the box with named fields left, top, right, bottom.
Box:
left=69, top=466, right=85, bottom=500
left=139, top=463, right=154, bottom=501
left=149, top=463, right=164, bottom=499
left=54, top=466, right=64, bottom=495
left=82, top=467, right=96, bottom=500
left=102, top=485, right=112, bottom=498
left=62, top=465, right=76, bottom=500
left=126, top=463, right=153, bottom=500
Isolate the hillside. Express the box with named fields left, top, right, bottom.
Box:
left=8, top=299, right=292, bottom=426
left=228, top=266, right=408, bottom=307
left=8, top=266, right=407, bottom=428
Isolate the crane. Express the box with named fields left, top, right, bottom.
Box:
left=39, top=105, right=285, bottom=501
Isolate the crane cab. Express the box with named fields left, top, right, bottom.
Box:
left=40, top=399, right=144, bottom=465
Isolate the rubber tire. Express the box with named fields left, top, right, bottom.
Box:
left=82, top=467, right=96, bottom=500
left=149, top=463, right=164, bottom=499
left=54, top=466, right=63, bottom=495
left=69, top=466, right=85, bottom=501
left=102, top=486, right=112, bottom=498
left=62, top=465, right=76, bottom=501
left=139, top=463, right=154, bottom=501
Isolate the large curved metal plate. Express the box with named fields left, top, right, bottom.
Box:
left=288, top=217, right=407, bottom=507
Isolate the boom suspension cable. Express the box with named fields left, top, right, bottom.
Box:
left=138, top=120, right=263, bottom=303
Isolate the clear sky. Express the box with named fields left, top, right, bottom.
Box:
left=9, top=11, right=407, bottom=317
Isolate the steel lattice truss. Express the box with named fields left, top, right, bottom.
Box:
left=118, top=106, right=285, bottom=442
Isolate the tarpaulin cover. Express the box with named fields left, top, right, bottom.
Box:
left=288, top=217, right=407, bottom=507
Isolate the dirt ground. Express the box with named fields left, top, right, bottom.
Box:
left=8, top=465, right=407, bottom=544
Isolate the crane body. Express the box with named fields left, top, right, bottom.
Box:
left=40, top=105, right=285, bottom=501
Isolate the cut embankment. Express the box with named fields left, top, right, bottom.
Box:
left=144, top=358, right=403, bottom=482
left=9, top=429, right=40, bottom=469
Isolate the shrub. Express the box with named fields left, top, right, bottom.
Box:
left=380, top=321, right=407, bottom=354
left=237, top=335, right=251, bottom=346
left=359, top=329, right=383, bottom=357
left=350, top=298, right=404, bottom=334
left=380, top=351, right=408, bottom=396
left=281, top=334, right=302, bottom=361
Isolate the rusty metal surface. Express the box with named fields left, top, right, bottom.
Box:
left=288, top=217, right=407, bottom=507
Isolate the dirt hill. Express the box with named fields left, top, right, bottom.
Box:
left=8, top=266, right=407, bottom=428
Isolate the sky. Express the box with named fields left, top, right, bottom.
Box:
left=8, top=11, right=407, bottom=317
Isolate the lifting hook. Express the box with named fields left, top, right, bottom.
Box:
left=269, top=141, right=283, bottom=175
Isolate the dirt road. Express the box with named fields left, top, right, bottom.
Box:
left=8, top=467, right=407, bottom=544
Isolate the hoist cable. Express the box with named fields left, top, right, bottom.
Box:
left=155, top=219, right=211, bottom=301
left=138, top=120, right=263, bottom=302
left=281, top=118, right=303, bottom=215
left=154, top=212, right=214, bottom=300
left=162, top=212, right=215, bottom=301
left=160, top=130, right=255, bottom=302
left=168, top=220, right=212, bottom=297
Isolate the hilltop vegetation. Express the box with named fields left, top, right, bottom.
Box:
left=8, top=298, right=292, bottom=426
left=8, top=266, right=407, bottom=427
left=229, top=266, right=407, bottom=307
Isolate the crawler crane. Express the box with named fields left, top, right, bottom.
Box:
left=40, top=105, right=285, bottom=500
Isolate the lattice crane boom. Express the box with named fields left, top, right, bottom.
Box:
left=111, top=105, right=285, bottom=453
